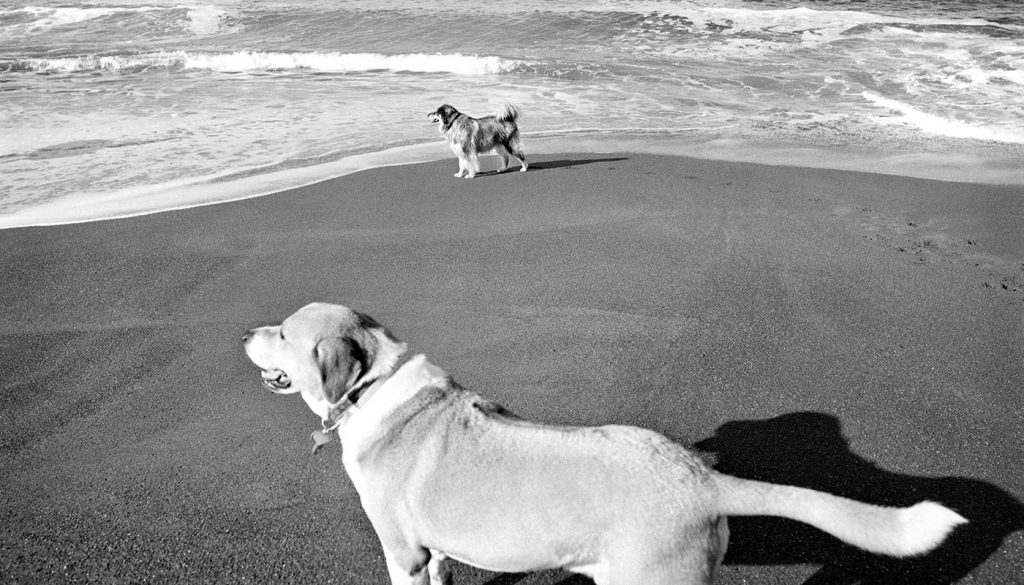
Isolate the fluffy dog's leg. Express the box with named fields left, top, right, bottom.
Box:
left=510, top=140, right=528, bottom=172
left=454, top=155, right=467, bottom=178
left=495, top=144, right=512, bottom=172
left=465, top=149, right=480, bottom=178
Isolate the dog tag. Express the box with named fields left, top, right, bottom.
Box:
left=310, top=429, right=335, bottom=455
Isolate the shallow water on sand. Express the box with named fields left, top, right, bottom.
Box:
left=3, top=0, right=1023, bottom=226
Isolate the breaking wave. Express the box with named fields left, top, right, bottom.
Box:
left=2, top=51, right=526, bottom=75
left=862, top=92, right=1024, bottom=144
left=0, top=4, right=240, bottom=37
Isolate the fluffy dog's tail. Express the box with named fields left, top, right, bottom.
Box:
left=496, top=103, right=520, bottom=123
left=713, top=473, right=966, bottom=557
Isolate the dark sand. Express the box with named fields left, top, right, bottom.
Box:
left=1, top=154, right=1022, bottom=584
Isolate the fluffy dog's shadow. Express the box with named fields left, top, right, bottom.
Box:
left=472, top=157, right=629, bottom=177
left=694, top=412, right=1023, bottom=585
left=528, top=157, right=629, bottom=172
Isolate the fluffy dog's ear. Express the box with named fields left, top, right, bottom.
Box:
left=314, top=336, right=373, bottom=404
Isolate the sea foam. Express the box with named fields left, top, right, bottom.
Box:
left=2, top=5, right=156, bottom=34
left=862, top=92, right=1024, bottom=144
left=8, top=51, right=524, bottom=75
left=183, top=51, right=522, bottom=74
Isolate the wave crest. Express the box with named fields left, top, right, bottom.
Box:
left=0, top=4, right=242, bottom=37
left=862, top=92, right=1024, bottom=144
left=2, top=51, right=525, bottom=75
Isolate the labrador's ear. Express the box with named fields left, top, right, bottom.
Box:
left=314, top=336, right=372, bottom=404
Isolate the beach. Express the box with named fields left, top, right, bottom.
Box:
left=6, top=0, right=1024, bottom=219
left=1, top=153, right=1022, bottom=584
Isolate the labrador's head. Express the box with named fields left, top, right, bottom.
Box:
left=243, top=302, right=407, bottom=420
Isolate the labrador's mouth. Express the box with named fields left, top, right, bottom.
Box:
left=260, top=369, right=291, bottom=392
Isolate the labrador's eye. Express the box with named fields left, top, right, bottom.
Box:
left=279, top=331, right=286, bottom=341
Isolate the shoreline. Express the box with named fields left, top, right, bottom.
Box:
left=2, top=132, right=1023, bottom=230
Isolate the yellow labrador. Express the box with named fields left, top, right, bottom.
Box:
left=242, top=302, right=966, bottom=585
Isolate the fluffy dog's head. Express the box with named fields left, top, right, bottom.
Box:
left=428, top=104, right=460, bottom=128
left=243, top=302, right=407, bottom=420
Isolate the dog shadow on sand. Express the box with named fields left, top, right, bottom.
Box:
left=483, top=412, right=1022, bottom=585
left=527, top=157, right=629, bottom=172
left=471, top=157, right=630, bottom=178
left=693, top=412, right=1023, bottom=585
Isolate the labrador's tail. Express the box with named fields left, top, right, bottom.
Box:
left=713, top=473, right=966, bottom=557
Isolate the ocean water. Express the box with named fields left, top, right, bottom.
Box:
left=2, top=0, right=1023, bottom=225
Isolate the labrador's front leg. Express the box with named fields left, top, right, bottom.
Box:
left=428, top=550, right=452, bottom=585
left=384, top=550, right=430, bottom=585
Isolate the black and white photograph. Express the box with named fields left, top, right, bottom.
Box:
left=2, top=0, right=1022, bottom=583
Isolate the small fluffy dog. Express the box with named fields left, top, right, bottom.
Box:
left=428, top=104, right=527, bottom=178
left=243, top=302, right=967, bottom=585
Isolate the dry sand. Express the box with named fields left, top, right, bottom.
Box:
left=1, top=154, right=1022, bottom=584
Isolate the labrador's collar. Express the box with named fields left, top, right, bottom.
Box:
left=310, top=352, right=414, bottom=455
